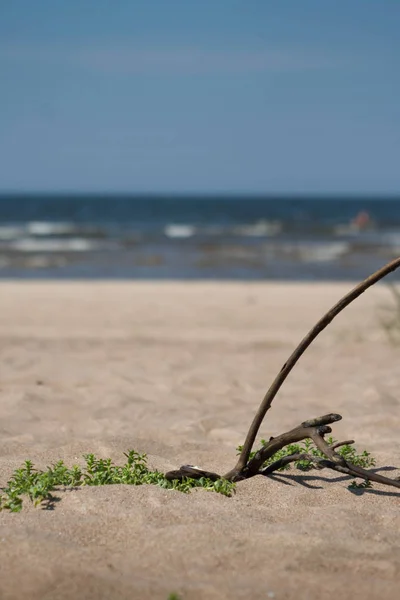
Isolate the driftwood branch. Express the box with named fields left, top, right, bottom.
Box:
left=224, top=256, right=400, bottom=481
left=165, top=465, right=221, bottom=483
left=259, top=452, right=310, bottom=475
left=165, top=413, right=400, bottom=490
left=330, top=440, right=355, bottom=450
left=314, top=459, right=400, bottom=489
left=242, top=413, right=342, bottom=478
left=166, top=257, right=400, bottom=493
left=259, top=451, right=400, bottom=490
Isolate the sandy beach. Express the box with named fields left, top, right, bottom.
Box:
left=0, top=281, right=399, bottom=600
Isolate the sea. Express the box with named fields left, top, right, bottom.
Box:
left=0, top=194, right=400, bottom=281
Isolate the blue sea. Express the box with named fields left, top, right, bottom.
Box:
left=0, top=194, right=399, bottom=280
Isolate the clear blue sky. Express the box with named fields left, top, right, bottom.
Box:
left=0, top=0, right=399, bottom=194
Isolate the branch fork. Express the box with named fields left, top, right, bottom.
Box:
left=166, top=258, right=400, bottom=492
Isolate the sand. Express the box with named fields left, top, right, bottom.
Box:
left=0, top=281, right=399, bottom=600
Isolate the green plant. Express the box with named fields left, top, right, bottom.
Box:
left=348, top=479, right=372, bottom=490
left=3, top=260, right=400, bottom=513
left=0, top=450, right=235, bottom=512
left=236, top=436, right=376, bottom=472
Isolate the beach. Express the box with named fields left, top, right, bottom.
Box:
left=0, top=281, right=399, bottom=599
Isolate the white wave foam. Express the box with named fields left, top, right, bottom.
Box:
left=0, top=226, right=25, bottom=241
left=201, top=225, right=225, bottom=235
left=334, top=224, right=360, bottom=236
left=26, top=221, right=76, bottom=236
left=298, top=242, right=349, bottom=262
left=380, top=231, right=400, bottom=247
left=164, top=224, right=195, bottom=238
left=10, top=237, right=96, bottom=252
left=281, top=241, right=350, bottom=263
left=234, top=220, right=281, bottom=237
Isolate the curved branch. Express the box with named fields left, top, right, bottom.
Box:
left=259, top=452, right=309, bottom=475
left=244, top=413, right=341, bottom=478
left=165, top=465, right=222, bottom=482
left=224, top=256, right=400, bottom=481
left=259, top=454, right=400, bottom=490
left=312, top=458, right=400, bottom=490
left=330, top=439, right=355, bottom=450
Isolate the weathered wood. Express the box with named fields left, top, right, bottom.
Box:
left=166, top=258, right=400, bottom=493
left=224, top=256, right=400, bottom=481
left=165, top=465, right=221, bottom=482
left=259, top=450, right=400, bottom=490
left=330, top=439, right=355, bottom=450
left=242, top=418, right=335, bottom=478
left=166, top=413, right=400, bottom=490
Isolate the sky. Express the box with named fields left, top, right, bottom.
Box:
left=0, top=0, right=399, bottom=194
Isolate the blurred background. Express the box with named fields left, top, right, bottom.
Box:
left=0, top=0, right=399, bottom=281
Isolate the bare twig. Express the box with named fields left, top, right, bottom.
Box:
left=224, top=256, right=400, bottom=481
left=311, top=458, right=400, bottom=490
left=166, top=258, right=400, bottom=493
left=165, top=465, right=222, bottom=482
left=330, top=440, right=355, bottom=450
left=243, top=413, right=341, bottom=479
left=259, top=453, right=310, bottom=475
left=166, top=412, right=400, bottom=490
left=309, top=429, right=343, bottom=463
left=259, top=453, right=400, bottom=490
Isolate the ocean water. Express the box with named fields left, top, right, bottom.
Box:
left=0, top=194, right=400, bottom=280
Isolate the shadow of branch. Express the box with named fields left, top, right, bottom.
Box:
left=261, top=465, right=400, bottom=496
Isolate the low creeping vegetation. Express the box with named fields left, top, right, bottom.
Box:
left=237, top=436, right=376, bottom=471
left=1, top=438, right=376, bottom=512
left=0, top=450, right=236, bottom=513
left=2, top=260, right=399, bottom=514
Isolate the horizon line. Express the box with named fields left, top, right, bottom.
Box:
left=1, top=190, right=400, bottom=199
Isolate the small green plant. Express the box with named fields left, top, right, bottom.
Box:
left=236, top=437, right=376, bottom=472
left=348, top=479, right=372, bottom=490
left=0, top=450, right=235, bottom=512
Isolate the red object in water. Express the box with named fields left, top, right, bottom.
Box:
left=352, top=210, right=370, bottom=229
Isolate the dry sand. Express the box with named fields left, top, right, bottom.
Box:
left=0, top=281, right=399, bottom=600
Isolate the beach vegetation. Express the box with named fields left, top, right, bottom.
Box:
left=236, top=436, right=376, bottom=471
left=0, top=450, right=235, bottom=512
left=2, top=258, right=400, bottom=512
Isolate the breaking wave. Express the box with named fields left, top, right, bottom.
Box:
left=10, top=238, right=96, bottom=253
